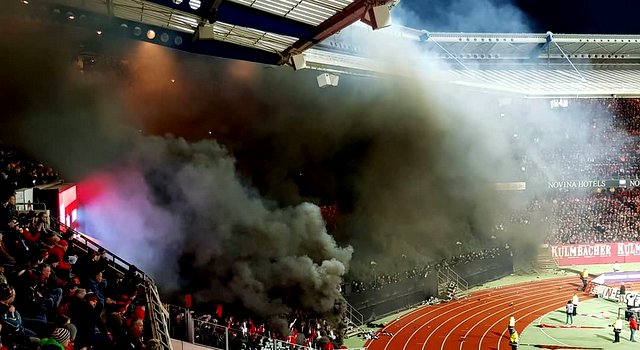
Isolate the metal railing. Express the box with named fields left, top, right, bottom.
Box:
left=147, top=280, right=173, bottom=350
left=50, top=217, right=173, bottom=350
left=345, top=299, right=364, bottom=326
left=344, top=299, right=365, bottom=338
left=167, top=305, right=321, bottom=350
left=437, top=266, right=469, bottom=298
left=15, top=202, right=46, bottom=211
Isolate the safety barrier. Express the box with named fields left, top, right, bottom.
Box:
left=437, top=266, right=469, bottom=298
left=167, top=305, right=324, bottom=350
left=345, top=299, right=364, bottom=326
left=51, top=217, right=173, bottom=350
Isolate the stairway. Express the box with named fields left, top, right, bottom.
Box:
left=344, top=300, right=366, bottom=338
left=535, top=247, right=559, bottom=272
left=437, top=266, right=469, bottom=300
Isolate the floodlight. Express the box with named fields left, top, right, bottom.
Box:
left=317, top=73, right=339, bottom=88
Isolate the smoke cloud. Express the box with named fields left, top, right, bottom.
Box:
left=1, top=0, right=630, bottom=325
left=0, top=4, right=352, bottom=327
left=81, top=137, right=353, bottom=321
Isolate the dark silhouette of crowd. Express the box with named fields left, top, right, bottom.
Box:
left=0, top=146, right=60, bottom=192
left=169, top=305, right=346, bottom=350
left=348, top=247, right=506, bottom=293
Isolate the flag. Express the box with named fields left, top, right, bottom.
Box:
left=184, top=294, right=192, bottom=309
left=310, top=328, right=317, bottom=342
left=249, top=319, right=256, bottom=335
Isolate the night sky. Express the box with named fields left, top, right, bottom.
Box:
left=399, top=0, right=640, bottom=34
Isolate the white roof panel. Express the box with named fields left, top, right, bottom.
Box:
left=302, top=47, right=640, bottom=97
left=206, top=22, right=297, bottom=52
left=228, top=0, right=354, bottom=26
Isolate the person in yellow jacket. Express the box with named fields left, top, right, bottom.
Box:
left=580, top=268, right=588, bottom=291
left=613, top=317, right=623, bottom=343
left=509, top=330, right=519, bottom=350
left=508, top=315, right=516, bottom=334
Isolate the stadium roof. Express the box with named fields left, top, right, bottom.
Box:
left=302, top=27, right=640, bottom=97
left=25, top=0, right=395, bottom=65
left=18, top=1, right=640, bottom=96
left=320, top=27, right=640, bottom=63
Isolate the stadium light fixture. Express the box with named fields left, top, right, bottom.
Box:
left=419, top=31, right=430, bottom=43
left=545, top=31, right=554, bottom=44
left=317, top=73, right=339, bottom=88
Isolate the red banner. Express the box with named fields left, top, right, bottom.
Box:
left=552, top=242, right=640, bottom=266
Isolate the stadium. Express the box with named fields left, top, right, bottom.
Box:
left=4, top=0, right=640, bottom=349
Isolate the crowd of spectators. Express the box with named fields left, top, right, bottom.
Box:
left=508, top=99, right=640, bottom=181
left=0, top=147, right=157, bottom=350
left=547, top=189, right=640, bottom=244
left=0, top=191, right=154, bottom=350
left=491, top=98, right=640, bottom=245
left=505, top=188, right=640, bottom=245
left=0, top=145, right=59, bottom=193
left=348, top=247, right=506, bottom=294
left=169, top=305, right=346, bottom=350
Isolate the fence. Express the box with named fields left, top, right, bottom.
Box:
left=167, top=305, right=323, bottom=350
left=346, top=273, right=438, bottom=322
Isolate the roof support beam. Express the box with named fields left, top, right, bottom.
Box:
left=281, top=0, right=372, bottom=63
left=528, top=42, right=548, bottom=59
left=142, top=0, right=315, bottom=39
left=106, top=0, right=114, bottom=17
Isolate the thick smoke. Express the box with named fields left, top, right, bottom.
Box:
left=0, top=5, right=352, bottom=329
left=1, top=0, right=630, bottom=320
left=81, top=137, right=352, bottom=322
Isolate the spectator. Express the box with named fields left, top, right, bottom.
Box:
left=0, top=283, right=37, bottom=348
left=48, top=240, right=71, bottom=275
left=35, top=264, right=63, bottom=308
left=116, top=319, right=145, bottom=350
left=565, top=301, right=574, bottom=325
left=68, top=292, right=106, bottom=349
left=37, top=327, right=70, bottom=350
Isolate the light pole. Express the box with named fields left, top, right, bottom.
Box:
left=370, top=261, right=377, bottom=287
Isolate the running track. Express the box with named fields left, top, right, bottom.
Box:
left=366, top=277, right=590, bottom=350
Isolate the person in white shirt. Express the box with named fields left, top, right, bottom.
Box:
left=614, top=261, right=621, bottom=272
left=566, top=301, right=574, bottom=325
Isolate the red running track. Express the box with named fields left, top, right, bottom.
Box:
left=367, top=277, right=591, bottom=350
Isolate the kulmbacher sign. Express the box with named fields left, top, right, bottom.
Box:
left=552, top=242, right=640, bottom=265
